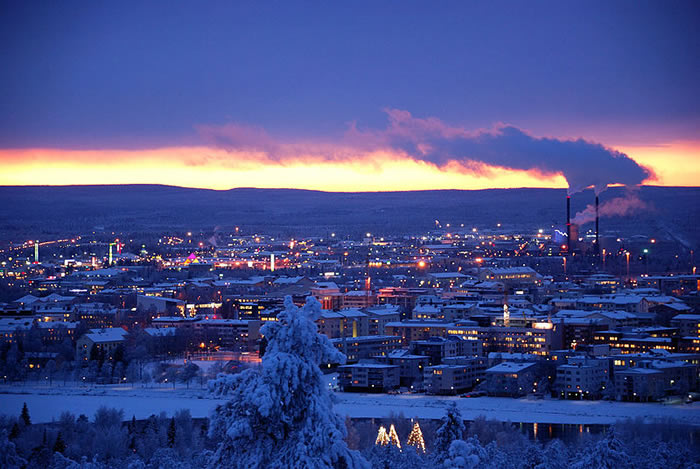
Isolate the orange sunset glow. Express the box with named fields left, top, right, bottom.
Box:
left=0, top=141, right=696, bottom=191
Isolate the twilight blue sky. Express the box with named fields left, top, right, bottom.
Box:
left=0, top=1, right=698, bottom=191
left=1, top=1, right=698, bottom=149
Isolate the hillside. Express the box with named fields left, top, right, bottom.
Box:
left=0, top=185, right=697, bottom=246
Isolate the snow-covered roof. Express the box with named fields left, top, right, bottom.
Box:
left=83, top=327, right=128, bottom=343
left=429, top=272, right=468, bottom=279
left=344, top=290, right=371, bottom=297
left=413, top=304, right=442, bottom=314
left=385, top=349, right=428, bottom=359
left=485, top=362, right=536, bottom=373
left=364, top=305, right=401, bottom=316
left=321, top=309, right=367, bottom=319
left=338, top=363, right=398, bottom=369
left=672, top=314, right=700, bottom=321
left=384, top=321, right=453, bottom=328
left=14, top=294, right=40, bottom=304
left=37, top=321, right=77, bottom=329
left=0, top=318, right=34, bottom=332
left=484, top=267, right=537, bottom=275
left=616, top=368, right=662, bottom=375
left=273, top=276, right=306, bottom=285
left=144, top=328, right=177, bottom=337
left=313, top=282, right=339, bottom=290
left=331, top=335, right=399, bottom=344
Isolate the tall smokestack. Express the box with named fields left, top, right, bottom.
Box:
left=566, top=195, right=571, bottom=255
left=595, top=195, right=600, bottom=256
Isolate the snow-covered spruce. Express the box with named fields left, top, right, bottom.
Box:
left=433, top=402, right=466, bottom=457
left=208, top=296, right=369, bottom=469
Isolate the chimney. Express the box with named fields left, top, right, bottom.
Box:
left=566, top=195, right=571, bottom=255
left=595, top=195, right=600, bottom=256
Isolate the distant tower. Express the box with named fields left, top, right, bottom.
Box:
left=270, top=253, right=275, bottom=272
left=503, top=303, right=510, bottom=327
left=34, top=240, right=39, bottom=263
left=566, top=195, right=571, bottom=255
left=365, top=247, right=371, bottom=302
left=595, top=195, right=600, bottom=256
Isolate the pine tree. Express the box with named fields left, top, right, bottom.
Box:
left=570, top=427, right=632, bottom=469
left=20, top=402, right=30, bottom=426
left=208, top=296, right=369, bottom=469
left=167, top=418, right=176, bottom=448
left=53, top=432, right=66, bottom=454
left=434, top=402, right=465, bottom=456
left=9, top=423, right=20, bottom=440
left=406, top=422, right=426, bottom=453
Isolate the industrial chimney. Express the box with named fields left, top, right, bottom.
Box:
left=595, top=195, right=600, bottom=256
left=566, top=195, right=571, bottom=255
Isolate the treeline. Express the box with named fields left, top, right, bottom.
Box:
left=1, top=403, right=697, bottom=469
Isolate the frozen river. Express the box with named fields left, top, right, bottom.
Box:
left=1, top=384, right=698, bottom=426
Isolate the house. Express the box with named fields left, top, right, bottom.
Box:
left=614, top=368, right=664, bottom=402
left=424, top=362, right=483, bottom=395
left=76, top=327, right=128, bottom=361
left=364, top=305, right=401, bottom=335
left=316, top=309, right=369, bottom=339
left=670, top=314, right=700, bottom=337
left=337, top=363, right=399, bottom=392
left=331, top=335, right=403, bottom=363
left=478, top=267, right=540, bottom=287
left=410, top=336, right=482, bottom=366
left=375, top=349, right=430, bottom=388
left=484, top=361, right=538, bottom=397
left=555, top=356, right=610, bottom=399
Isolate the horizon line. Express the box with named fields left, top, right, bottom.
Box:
left=0, top=183, right=697, bottom=194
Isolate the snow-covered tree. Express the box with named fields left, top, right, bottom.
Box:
left=570, top=427, right=632, bottom=469
left=535, top=439, right=569, bottom=469
left=0, top=430, right=26, bottom=469
left=208, top=296, right=369, bottom=469
left=433, top=402, right=466, bottom=456
left=442, top=436, right=487, bottom=469
left=49, top=453, right=108, bottom=469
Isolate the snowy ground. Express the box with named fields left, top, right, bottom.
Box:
left=333, top=393, right=700, bottom=425
left=1, top=381, right=698, bottom=426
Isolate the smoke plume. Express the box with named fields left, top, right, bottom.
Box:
left=199, top=109, right=654, bottom=193
left=571, top=190, right=648, bottom=225
left=351, top=109, right=654, bottom=194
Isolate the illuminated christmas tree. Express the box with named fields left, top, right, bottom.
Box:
left=375, top=426, right=389, bottom=446
left=388, top=424, right=402, bottom=449
left=406, top=421, right=426, bottom=453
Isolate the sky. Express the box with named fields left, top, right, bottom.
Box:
left=1, top=1, right=698, bottom=192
